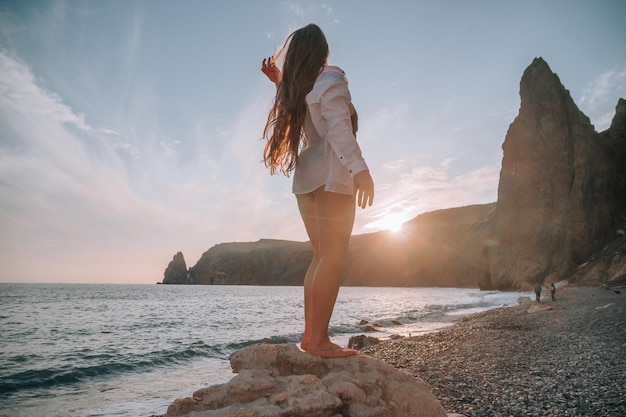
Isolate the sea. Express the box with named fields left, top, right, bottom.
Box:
left=0, top=284, right=528, bottom=417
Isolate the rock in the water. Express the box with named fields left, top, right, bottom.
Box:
left=348, top=334, right=381, bottom=350
left=165, top=343, right=447, bottom=417
left=162, top=252, right=189, bottom=284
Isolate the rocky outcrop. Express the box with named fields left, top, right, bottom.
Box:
left=571, top=224, right=626, bottom=287
left=599, top=98, right=626, bottom=209
left=485, top=57, right=622, bottom=289
left=164, top=343, right=447, bottom=417
left=348, top=335, right=382, bottom=350
left=162, top=252, right=189, bottom=284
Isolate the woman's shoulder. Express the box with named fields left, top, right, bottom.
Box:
left=319, top=65, right=348, bottom=83
left=307, top=66, right=349, bottom=103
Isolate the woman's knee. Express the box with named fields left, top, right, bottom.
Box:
left=318, top=251, right=348, bottom=271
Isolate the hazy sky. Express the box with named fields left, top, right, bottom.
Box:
left=1, top=1, right=625, bottom=284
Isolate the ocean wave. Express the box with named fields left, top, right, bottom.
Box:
left=0, top=341, right=225, bottom=396
left=224, top=333, right=303, bottom=351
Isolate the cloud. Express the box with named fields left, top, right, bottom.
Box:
left=0, top=49, right=93, bottom=134
left=0, top=50, right=172, bottom=279
left=359, top=156, right=499, bottom=232
left=578, top=66, right=626, bottom=131
left=344, top=96, right=501, bottom=233
left=320, top=4, right=340, bottom=24
left=0, top=48, right=301, bottom=282
left=286, top=2, right=305, bottom=16
left=100, top=127, right=122, bottom=136
left=281, top=1, right=340, bottom=28
left=579, top=68, right=626, bottom=110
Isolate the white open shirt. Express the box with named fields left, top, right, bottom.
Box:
left=292, top=66, right=369, bottom=195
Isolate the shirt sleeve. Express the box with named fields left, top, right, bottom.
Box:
left=311, top=70, right=369, bottom=176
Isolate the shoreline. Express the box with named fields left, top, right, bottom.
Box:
left=151, top=286, right=624, bottom=416
left=362, top=286, right=626, bottom=416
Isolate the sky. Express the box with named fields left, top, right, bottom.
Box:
left=1, top=0, right=625, bottom=284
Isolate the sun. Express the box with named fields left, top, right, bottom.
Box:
left=376, top=213, right=408, bottom=233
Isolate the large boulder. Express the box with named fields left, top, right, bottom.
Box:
left=164, top=343, right=447, bottom=417
left=486, top=57, right=620, bottom=289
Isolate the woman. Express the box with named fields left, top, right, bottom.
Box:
left=261, top=24, right=374, bottom=358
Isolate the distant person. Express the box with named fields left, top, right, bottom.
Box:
left=261, top=24, right=374, bottom=358
left=550, top=283, right=556, bottom=301
left=534, top=284, right=542, bottom=303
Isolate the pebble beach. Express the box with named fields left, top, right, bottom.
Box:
left=363, top=286, right=626, bottom=417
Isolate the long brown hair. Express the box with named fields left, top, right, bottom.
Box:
left=263, top=24, right=329, bottom=175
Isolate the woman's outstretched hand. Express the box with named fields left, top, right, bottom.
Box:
left=261, top=57, right=282, bottom=84
left=354, top=170, right=374, bottom=209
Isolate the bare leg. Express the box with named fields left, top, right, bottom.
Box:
left=296, top=192, right=319, bottom=351
left=297, top=187, right=357, bottom=358
left=300, top=257, right=318, bottom=350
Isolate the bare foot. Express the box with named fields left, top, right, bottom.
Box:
left=300, top=333, right=311, bottom=351
left=307, top=342, right=360, bottom=359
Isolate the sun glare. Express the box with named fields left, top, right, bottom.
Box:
left=376, top=213, right=408, bottom=233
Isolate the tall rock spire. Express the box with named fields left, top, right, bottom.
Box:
left=485, top=57, right=619, bottom=289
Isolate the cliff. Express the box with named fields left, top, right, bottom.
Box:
left=163, top=58, right=626, bottom=290
left=187, top=239, right=312, bottom=286
left=343, top=203, right=496, bottom=287
left=486, top=57, right=623, bottom=289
